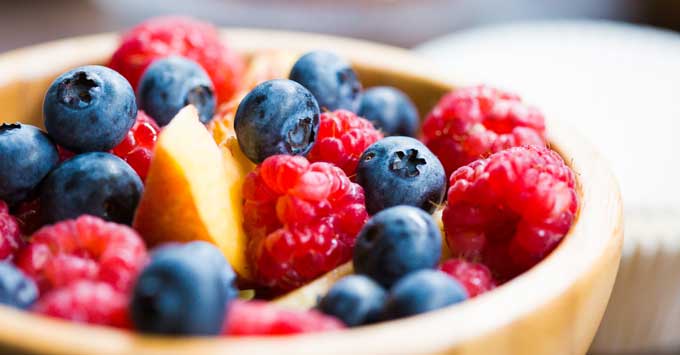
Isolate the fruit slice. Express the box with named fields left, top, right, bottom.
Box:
left=272, top=210, right=451, bottom=310
left=133, top=106, right=250, bottom=278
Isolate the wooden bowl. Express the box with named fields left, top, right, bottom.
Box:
left=0, top=29, right=623, bottom=355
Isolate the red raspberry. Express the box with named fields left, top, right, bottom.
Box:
left=243, top=155, right=368, bottom=291
left=223, top=300, right=344, bottom=335
left=16, top=215, right=148, bottom=294
left=307, top=110, right=383, bottom=176
left=439, top=259, right=496, bottom=297
left=442, top=146, right=578, bottom=281
left=57, top=145, right=75, bottom=162
left=0, top=200, right=22, bottom=260
left=34, top=280, right=130, bottom=328
left=13, top=197, right=41, bottom=236
left=111, top=111, right=160, bottom=181
left=109, top=16, right=245, bottom=104
left=422, top=85, right=546, bottom=177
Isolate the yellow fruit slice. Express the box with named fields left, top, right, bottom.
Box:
left=133, top=106, right=251, bottom=278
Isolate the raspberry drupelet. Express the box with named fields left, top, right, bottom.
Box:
left=223, top=300, right=345, bottom=335
left=16, top=215, right=148, bottom=294
left=109, top=16, right=245, bottom=104
left=439, top=259, right=496, bottom=297
left=422, top=85, right=546, bottom=177
left=243, top=155, right=368, bottom=292
left=442, top=145, right=578, bottom=281
left=111, top=111, right=160, bottom=181
left=307, top=110, right=383, bottom=177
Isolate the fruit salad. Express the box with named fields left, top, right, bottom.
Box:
left=0, top=16, right=578, bottom=336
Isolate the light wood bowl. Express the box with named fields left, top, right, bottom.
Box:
left=0, top=29, right=623, bottom=355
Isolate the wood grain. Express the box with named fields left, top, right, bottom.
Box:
left=0, top=29, right=623, bottom=355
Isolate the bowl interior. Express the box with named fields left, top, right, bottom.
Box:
left=0, top=30, right=623, bottom=355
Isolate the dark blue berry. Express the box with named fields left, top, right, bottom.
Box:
left=0, top=124, right=58, bottom=205
left=356, top=136, right=446, bottom=215
left=43, top=65, right=137, bottom=152
left=234, top=79, right=320, bottom=163
left=353, top=205, right=442, bottom=288
left=318, top=275, right=386, bottom=327
left=130, top=242, right=234, bottom=335
left=358, top=86, right=419, bottom=137
left=289, top=51, right=362, bottom=112
left=137, top=56, right=216, bottom=126
left=0, top=262, right=38, bottom=309
left=383, top=270, right=467, bottom=320
left=39, top=152, right=143, bottom=225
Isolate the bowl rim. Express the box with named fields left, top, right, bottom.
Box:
left=0, top=29, right=623, bottom=355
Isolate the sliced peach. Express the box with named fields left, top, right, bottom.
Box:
left=133, top=106, right=251, bottom=278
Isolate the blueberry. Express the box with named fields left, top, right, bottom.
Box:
left=234, top=79, right=320, bottom=163
left=356, top=136, right=446, bottom=215
left=353, top=205, right=442, bottom=288
left=39, top=152, right=143, bottom=225
left=43, top=65, right=136, bottom=152
left=0, top=262, right=38, bottom=309
left=178, top=241, right=238, bottom=301
left=137, top=56, right=216, bottom=126
left=130, top=242, right=235, bottom=335
left=382, top=270, right=467, bottom=320
left=0, top=124, right=58, bottom=205
left=318, top=275, right=386, bottom=327
left=358, top=86, right=419, bottom=137
left=289, top=51, right=362, bottom=112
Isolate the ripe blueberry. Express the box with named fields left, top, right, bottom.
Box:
left=234, top=79, right=320, bottom=163
left=0, top=262, right=38, bottom=309
left=130, top=242, right=235, bottom=335
left=357, top=136, right=446, bottom=215
left=358, top=86, right=419, bottom=137
left=0, top=124, right=58, bottom=205
left=39, top=152, right=143, bottom=225
left=383, top=270, right=467, bottom=320
left=137, top=56, right=216, bottom=126
left=43, top=65, right=136, bottom=152
left=353, top=205, right=442, bottom=288
left=289, top=51, right=362, bottom=112
left=318, top=275, right=386, bottom=327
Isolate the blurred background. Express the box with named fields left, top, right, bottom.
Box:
left=1, top=0, right=679, bottom=50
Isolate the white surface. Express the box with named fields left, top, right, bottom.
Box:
left=415, top=20, right=680, bottom=209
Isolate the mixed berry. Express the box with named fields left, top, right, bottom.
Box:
left=0, top=16, right=578, bottom=336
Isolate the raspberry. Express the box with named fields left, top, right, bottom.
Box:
left=16, top=215, right=148, bottom=293
left=12, top=197, right=41, bottom=236
left=0, top=200, right=22, bottom=260
left=34, top=280, right=130, bottom=328
left=111, top=111, right=160, bottom=181
left=307, top=110, right=383, bottom=177
left=243, top=155, right=368, bottom=291
left=223, top=300, right=344, bottom=335
left=442, top=146, right=578, bottom=281
left=439, top=259, right=496, bottom=297
left=109, top=16, right=245, bottom=104
left=422, top=85, right=546, bottom=177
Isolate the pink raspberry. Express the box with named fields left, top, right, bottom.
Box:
left=307, top=110, right=383, bottom=176
left=223, top=300, right=344, bottom=335
left=0, top=200, right=23, bottom=260
left=422, top=85, right=546, bottom=177
left=16, top=215, right=148, bottom=293
left=34, top=280, right=130, bottom=328
left=442, top=146, right=578, bottom=281
left=243, top=155, right=368, bottom=292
